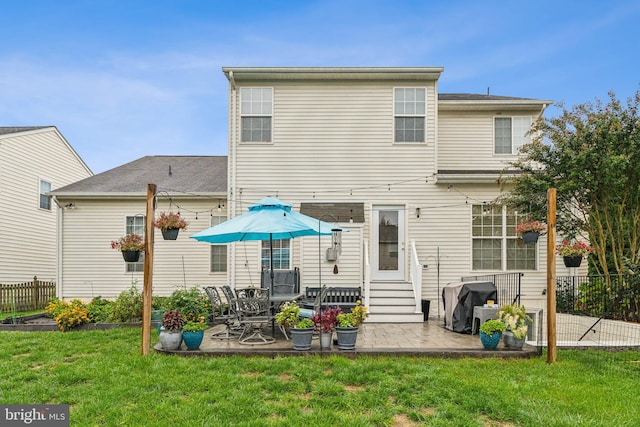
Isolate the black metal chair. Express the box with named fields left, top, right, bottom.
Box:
left=204, top=286, right=241, bottom=340
left=299, top=285, right=328, bottom=319
left=235, top=287, right=275, bottom=345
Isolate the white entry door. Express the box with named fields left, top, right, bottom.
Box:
left=372, top=206, right=405, bottom=281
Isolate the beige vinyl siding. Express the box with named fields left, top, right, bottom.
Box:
left=58, top=198, right=226, bottom=300
left=437, top=110, right=541, bottom=171
left=0, top=128, right=92, bottom=282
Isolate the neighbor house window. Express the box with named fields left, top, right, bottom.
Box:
left=39, top=179, right=52, bottom=210
left=262, top=239, right=290, bottom=270
left=125, top=215, right=145, bottom=273
left=472, top=205, right=536, bottom=271
left=241, top=87, right=272, bottom=142
left=210, top=216, right=227, bottom=273
left=394, top=88, right=425, bottom=143
left=494, top=117, right=532, bottom=154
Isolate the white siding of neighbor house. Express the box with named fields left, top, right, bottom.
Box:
left=437, top=109, right=543, bottom=171
left=56, top=198, right=227, bottom=300
left=229, top=78, right=552, bottom=313
left=0, top=128, right=92, bottom=283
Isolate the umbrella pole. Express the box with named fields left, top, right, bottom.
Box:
left=270, top=233, right=274, bottom=288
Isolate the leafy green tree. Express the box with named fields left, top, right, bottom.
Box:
left=501, top=90, right=640, bottom=276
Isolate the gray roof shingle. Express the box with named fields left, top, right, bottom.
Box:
left=52, top=155, right=227, bottom=195
left=0, top=126, right=50, bottom=136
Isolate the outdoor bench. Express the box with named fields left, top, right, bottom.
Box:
left=303, top=286, right=362, bottom=312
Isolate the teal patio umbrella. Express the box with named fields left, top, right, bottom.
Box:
left=191, top=197, right=341, bottom=287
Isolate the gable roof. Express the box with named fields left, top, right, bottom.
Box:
left=51, top=155, right=227, bottom=197
left=438, top=93, right=553, bottom=111
left=0, top=126, right=50, bottom=136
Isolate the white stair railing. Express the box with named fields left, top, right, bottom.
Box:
left=363, top=239, right=371, bottom=308
left=410, top=240, right=422, bottom=313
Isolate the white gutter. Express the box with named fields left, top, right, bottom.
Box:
left=53, top=197, right=63, bottom=299
left=227, top=70, right=237, bottom=287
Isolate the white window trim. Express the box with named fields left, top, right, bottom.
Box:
left=210, top=215, right=227, bottom=273
left=471, top=205, right=538, bottom=272
left=393, top=87, right=427, bottom=144
left=240, top=87, right=274, bottom=144
left=125, top=215, right=145, bottom=273
left=493, top=116, right=532, bottom=155
left=38, top=177, right=53, bottom=211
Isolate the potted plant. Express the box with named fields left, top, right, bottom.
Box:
left=182, top=315, right=208, bottom=350
left=515, top=219, right=547, bottom=244
left=312, top=306, right=341, bottom=349
left=497, top=304, right=532, bottom=349
left=479, top=319, right=506, bottom=350
left=289, top=318, right=314, bottom=351
left=154, top=212, right=188, bottom=240
left=556, top=240, right=594, bottom=267
left=111, top=233, right=145, bottom=262
left=335, top=300, right=368, bottom=350
left=159, top=309, right=185, bottom=350
left=275, top=301, right=301, bottom=339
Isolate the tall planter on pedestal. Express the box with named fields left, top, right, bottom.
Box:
left=313, top=307, right=341, bottom=351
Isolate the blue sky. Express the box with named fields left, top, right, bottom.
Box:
left=2, top=0, right=639, bottom=174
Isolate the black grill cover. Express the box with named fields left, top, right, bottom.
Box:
left=443, top=281, right=497, bottom=334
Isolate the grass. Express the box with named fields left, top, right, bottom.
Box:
left=0, top=308, right=44, bottom=321
left=0, top=328, right=638, bottom=426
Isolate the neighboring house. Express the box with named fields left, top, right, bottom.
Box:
left=0, top=126, right=92, bottom=283
left=50, top=156, right=227, bottom=300
left=221, top=67, right=559, bottom=322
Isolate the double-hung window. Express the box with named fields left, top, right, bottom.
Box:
left=210, top=216, right=227, bottom=273
left=39, top=179, right=52, bottom=210
left=472, top=205, right=536, bottom=271
left=261, top=239, right=290, bottom=270
left=125, top=215, right=145, bottom=273
left=394, top=88, right=425, bottom=143
left=494, top=117, right=532, bottom=154
left=241, top=87, right=272, bottom=142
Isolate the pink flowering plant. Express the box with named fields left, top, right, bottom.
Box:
left=556, top=241, right=594, bottom=257
left=312, top=306, right=342, bottom=333
left=515, top=219, right=547, bottom=236
left=154, top=212, right=188, bottom=231
left=110, top=233, right=145, bottom=252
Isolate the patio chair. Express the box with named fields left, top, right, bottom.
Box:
left=261, top=267, right=300, bottom=295
left=204, top=286, right=241, bottom=339
left=235, top=287, right=275, bottom=345
left=299, top=285, right=328, bottom=319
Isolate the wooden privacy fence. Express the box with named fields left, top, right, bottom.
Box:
left=0, top=276, right=56, bottom=312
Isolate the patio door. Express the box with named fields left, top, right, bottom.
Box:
left=372, top=206, right=405, bottom=281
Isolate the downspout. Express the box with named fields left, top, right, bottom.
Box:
left=227, top=70, right=237, bottom=287
left=53, top=197, right=63, bottom=299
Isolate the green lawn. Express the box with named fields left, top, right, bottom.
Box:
left=1, top=328, right=638, bottom=426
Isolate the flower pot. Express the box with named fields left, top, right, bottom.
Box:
left=151, top=309, right=165, bottom=321
left=182, top=331, right=204, bottom=350
left=161, top=228, right=180, bottom=240
left=320, top=331, right=333, bottom=349
left=521, top=231, right=540, bottom=244
left=563, top=255, right=583, bottom=268
left=335, top=327, right=359, bottom=350
left=290, top=327, right=314, bottom=350
left=479, top=331, right=502, bottom=349
left=122, top=250, right=141, bottom=262
left=503, top=331, right=525, bottom=349
left=158, top=328, right=183, bottom=350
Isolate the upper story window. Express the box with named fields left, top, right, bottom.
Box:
left=39, top=179, right=52, bottom=210
left=394, top=88, right=425, bottom=143
left=126, top=215, right=145, bottom=273
left=494, top=117, right=532, bottom=154
left=241, top=87, right=272, bottom=142
left=210, top=216, right=227, bottom=273
left=471, top=205, right=537, bottom=271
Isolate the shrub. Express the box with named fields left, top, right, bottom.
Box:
left=111, top=285, right=143, bottom=322
left=183, top=316, right=208, bottom=332
left=86, top=296, right=113, bottom=323
left=46, top=299, right=90, bottom=331
left=166, top=287, right=211, bottom=322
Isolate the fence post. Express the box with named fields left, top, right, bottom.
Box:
left=33, top=276, right=39, bottom=311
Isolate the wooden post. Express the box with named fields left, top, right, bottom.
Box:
left=142, top=184, right=156, bottom=355
left=546, top=188, right=557, bottom=363
left=32, top=276, right=39, bottom=311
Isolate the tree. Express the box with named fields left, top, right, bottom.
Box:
left=501, top=90, right=640, bottom=276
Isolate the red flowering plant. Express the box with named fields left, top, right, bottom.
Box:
left=312, top=306, right=342, bottom=333
left=154, top=212, right=188, bottom=231
left=556, top=241, right=594, bottom=257
left=110, top=233, right=145, bottom=252
left=514, top=219, right=547, bottom=236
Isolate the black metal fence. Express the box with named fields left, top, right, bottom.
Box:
left=556, top=274, right=640, bottom=323
left=0, top=277, right=56, bottom=312
left=461, top=272, right=523, bottom=306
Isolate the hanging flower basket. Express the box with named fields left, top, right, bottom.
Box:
left=521, top=231, right=540, bottom=244
left=563, top=255, right=583, bottom=268
left=161, top=228, right=180, bottom=240
left=154, top=212, right=187, bottom=240
left=122, top=250, right=141, bottom=263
